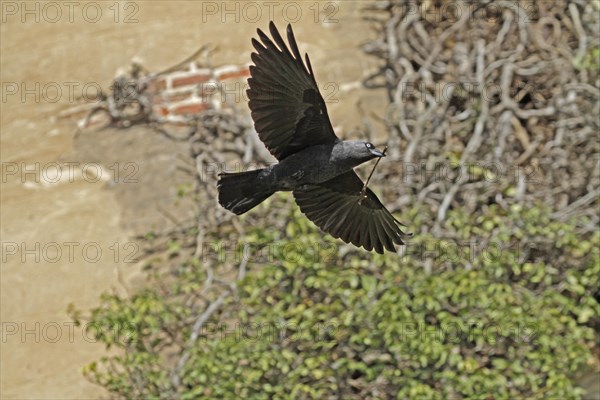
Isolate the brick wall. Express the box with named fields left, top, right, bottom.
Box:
left=59, top=61, right=251, bottom=126
left=148, top=63, right=251, bottom=122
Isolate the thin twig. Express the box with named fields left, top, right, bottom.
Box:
left=155, top=44, right=215, bottom=76
left=170, top=291, right=228, bottom=388
left=359, top=145, right=388, bottom=205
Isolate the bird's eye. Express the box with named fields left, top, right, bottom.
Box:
left=366, top=143, right=372, bottom=149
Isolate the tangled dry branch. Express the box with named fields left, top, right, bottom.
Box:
left=362, top=0, right=599, bottom=235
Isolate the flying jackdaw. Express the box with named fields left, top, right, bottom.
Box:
left=217, top=22, right=410, bottom=253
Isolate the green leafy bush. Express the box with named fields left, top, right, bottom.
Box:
left=72, top=201, right=598, bottom=399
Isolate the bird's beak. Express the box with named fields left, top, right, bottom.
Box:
left=369, top=148, right=386, bottom=158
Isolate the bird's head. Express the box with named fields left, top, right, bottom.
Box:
left=363, top=142, right=386, bottom=158
left=334, top=140, right=386, bottom=167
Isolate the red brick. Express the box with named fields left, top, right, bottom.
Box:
left=172, top=73, right=212, bottom=88
left=153, top=106, right=169, bottom=116
left=165, top=91, right=195, bottom=103
left=147, top=77, right=167, bottom=92
left=218, top=68, right=250, bottom=81
left=171, top=102, right=209, bottom=115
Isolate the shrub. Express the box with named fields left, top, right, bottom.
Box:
left=71, top=201, right=598, bottom=399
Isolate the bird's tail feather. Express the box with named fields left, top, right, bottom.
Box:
left=217, top=169, right=273, bottom=215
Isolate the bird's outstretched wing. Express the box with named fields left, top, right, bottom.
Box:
left=247, top=21, right=339, bottom=160
left=293, top=171, right=409, bottom=254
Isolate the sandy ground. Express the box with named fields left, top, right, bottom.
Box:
left=0, top=1, right=387, bottom=397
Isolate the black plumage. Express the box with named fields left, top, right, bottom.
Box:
left=217, top=22, right=410, bottom=253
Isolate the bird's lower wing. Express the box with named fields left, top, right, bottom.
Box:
left=293, top=171, right=408, bottom=254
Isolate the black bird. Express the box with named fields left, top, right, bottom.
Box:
left=217, top=22, right=410, bottom=253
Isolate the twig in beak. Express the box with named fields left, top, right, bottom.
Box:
left=359, top=145, right=388, bottom=205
